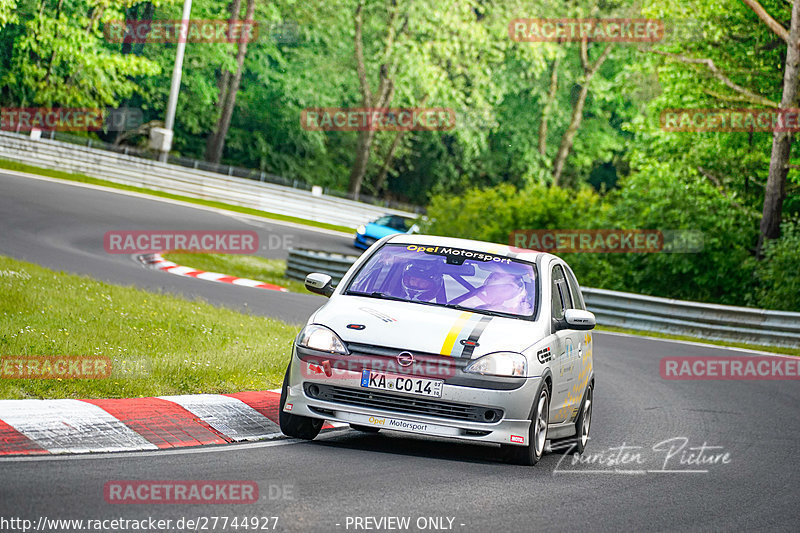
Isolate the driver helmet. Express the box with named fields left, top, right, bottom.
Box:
left=400, top=260, right=443, bottom=301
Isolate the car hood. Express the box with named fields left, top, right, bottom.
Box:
left=311, top=296, right=542, bottom=358
left=364, top=223, right=404, bottom=239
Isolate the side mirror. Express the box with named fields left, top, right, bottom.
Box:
left=561, top=309, right=596, bottom=331
left=305, top=273, right=334, bottom=297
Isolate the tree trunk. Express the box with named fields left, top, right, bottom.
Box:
left=349, top=129, right=377, bottom=197
left=552, top=43, right=611, bottom=187
left=757, top=0, right=800, bottom=254
left=348, top=0, right=401, bottom=200
left=373, top=94, right=428, bottom=195
left=206, top=0, right=249, bottom=164
left=374, top=130, right=405, bottom=196
left=538, top=57, right=559, bottom=157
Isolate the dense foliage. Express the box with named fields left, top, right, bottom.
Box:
left=0, top=0, right=798, bottom=309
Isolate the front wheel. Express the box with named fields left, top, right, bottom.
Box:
left=502, top=383, right=550, bottom=466
left=278, top=367, right=322, bottom=440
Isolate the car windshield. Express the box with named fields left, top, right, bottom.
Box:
left=346, top=243, right=536, bottom=317
left=373, top=215, right=413, bottom=231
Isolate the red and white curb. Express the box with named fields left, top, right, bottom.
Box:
left=139, top=253, right=288, bottom=292
left=0, top=390, right=344, bottom=456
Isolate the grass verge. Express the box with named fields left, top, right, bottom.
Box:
left=0, top=255, right=300, bottom=399
left=596, top=325, right=800, bottom=357
left=162, top=253, right=309, bottom=293
left=0, top=158, right=354, bottom=234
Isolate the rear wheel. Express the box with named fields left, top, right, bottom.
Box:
left=278, top=367, right=322, bottom=440
left=503, top=382, right=550, bottom=466
left=350, top=424, right=380, bottom=433
left=572, top=382, right=593, bottom=455
left=550, top=382, right=594, bottom=455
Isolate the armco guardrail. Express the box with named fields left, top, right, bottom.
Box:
left=581, top=288, right=800, bottom=348
left=0, top=131, right=416, bottom=228
left=286, top=248, right=360, bottom=287
left=286, top=249, right=800, bottom=348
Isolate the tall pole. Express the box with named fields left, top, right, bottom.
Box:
left=158, top=0, right=193, bottom=162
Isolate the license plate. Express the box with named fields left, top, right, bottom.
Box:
left=360, top=370, right=443, bottom=398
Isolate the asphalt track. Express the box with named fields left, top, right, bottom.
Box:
left=1, top=171, right=799, bottom=532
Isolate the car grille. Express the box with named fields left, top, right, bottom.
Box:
left=304, top=383, right=503, bottom=423
left=345, top=342, right=452, bottom=361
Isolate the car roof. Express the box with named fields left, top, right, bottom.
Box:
left=384, top=233, right=557, bottom=264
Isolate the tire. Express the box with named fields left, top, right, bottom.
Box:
left=503, top=382, right=550, bottom=466
left=550, top=381, right=594, bottom=455
left=350, top=424, right=380, bottom=433
left=571, top=382, right=593, bottom=455
left=278, top=367, right=322, bottom=440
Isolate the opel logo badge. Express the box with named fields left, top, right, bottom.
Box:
left=397, top=351, right=414, bottom=367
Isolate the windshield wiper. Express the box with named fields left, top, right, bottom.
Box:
left=442, top=303, right=517, bottom=319
left=346, top=291, right=407, bottom=302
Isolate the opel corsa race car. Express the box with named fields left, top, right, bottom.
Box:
left=279, top=234, right=596, bottom=465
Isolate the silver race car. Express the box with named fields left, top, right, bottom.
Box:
left=279, top=235, right=595, bottom=465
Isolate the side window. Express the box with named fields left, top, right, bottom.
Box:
left=564, top=268, right=585, bottom=310
left=551, top=265, right=568, bottom=319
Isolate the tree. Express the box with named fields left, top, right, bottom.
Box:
left=741, top=0, right=800, bottom=254
left=205, top=0, right=256, bottom=164
left=552, top=40, right=613, bottom=186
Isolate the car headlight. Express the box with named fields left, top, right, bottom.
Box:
left=356, top=225, right=366, bottom=235
left=297, top=324, right=349, bottom=354
left=464, top=351, right=527, bottom=377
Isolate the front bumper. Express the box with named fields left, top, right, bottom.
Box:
left=353, top=234, right=377, bottom=250
left=283, top=346, right=542, bottom=447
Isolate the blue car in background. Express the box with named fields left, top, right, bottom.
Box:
left=354, top=214, right=418, bottom=250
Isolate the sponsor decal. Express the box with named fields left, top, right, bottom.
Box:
left=358, top=307, right=398, bottom=323
left=346, top=324, right=366, bottom=330
left=536, top=346, right=552, bottom=364
left=660, top=356, right=800, bottom=380
left=510, top=435, right=525, bottom=444
left=439, top=312, right=493, bottom=357
left=284, top=403, right=293, bottom=411
left=406, top=244, right=512, bottom=264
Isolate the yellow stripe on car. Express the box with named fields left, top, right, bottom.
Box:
left=440, top=311, right=474, bottom=356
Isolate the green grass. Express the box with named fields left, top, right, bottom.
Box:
left=162, top=253, right=310, bottom=294
left=0, top=255, right=301, bottom=399
left=0, top=158, right=354, bottom=234
left=596, top=325, right=800, bottom=357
